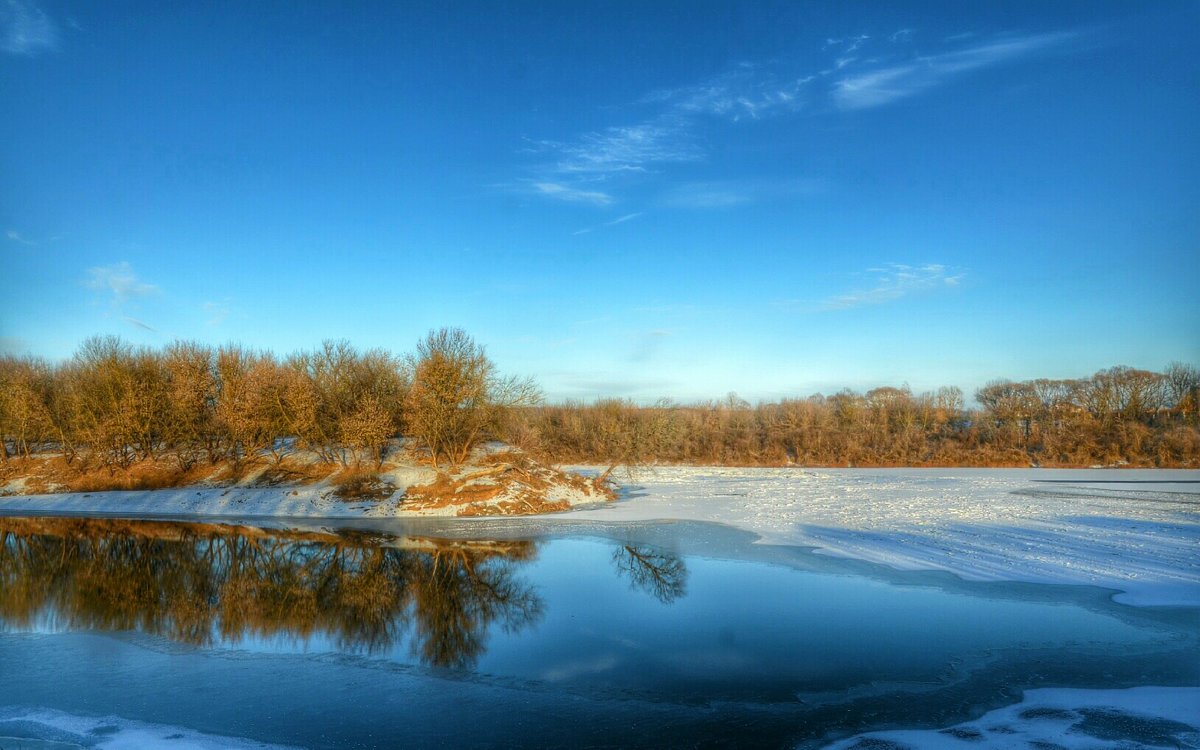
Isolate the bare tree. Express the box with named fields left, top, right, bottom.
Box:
left=0, top=356, right=55, bottom=459
left=290, top=341, right=407, bottom=465
left=162, top=341, right=217, bottom=469
left=339, top=395, right=394, bottom=467
left=1164, top=362, right=1200, bottom=422
left=584, top=398, right=678, bottom=486
left=63, top=337, right=171, bottom=468
left=215, top=346, right=285, bottom=463
left=2, top=334, right=1197, bottom=473
left=406, top=328, right=538, bottom=468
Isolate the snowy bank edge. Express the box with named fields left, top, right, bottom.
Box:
left=0, top=706, right=303, bottom=749
left=818, top=685, right=1200, bottom=750
left=1, top=466, right=1197, bottom=607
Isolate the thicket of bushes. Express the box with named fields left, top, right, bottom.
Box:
left=0, top=329, right=532, bottom=472
left=516, top=368, right=1200, bottom=468
left=1, top=332, right=1197, bottom=473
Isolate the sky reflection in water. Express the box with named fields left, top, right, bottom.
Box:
left=0, top=516, right=1196, bottom=748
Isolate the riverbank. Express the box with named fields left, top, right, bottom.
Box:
left=0, top=446, right=610, bottom=518
left=2, top=466, right=1196, bottom=607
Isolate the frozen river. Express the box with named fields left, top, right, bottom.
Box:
left=558, top=467, right=1200, bottom=607
left=0, top=469, right=1197, bottom=747
left=0, top=502, right=1198, bottom=749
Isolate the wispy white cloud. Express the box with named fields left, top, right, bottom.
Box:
left=662, top=178, right=824, bottom=209
left=83, top=262, right=162, bottom=334
left=552, top=374, right=679, bottom=398
left=662, top=182, right=753, bottom=209
left=531, top=181, right=613, bottom=206
left=539, top=118, right=701, bottom=176
left=202, top=299, right=231, bottom=326
left=122, top=316, right=157, bottom=333
left=84, top=262, right=160, bottom=305
left=645, top=64, right=813, bottom=121
left=5, top=229, right=35, bottom=245
left=825, top=35, right=870, bottom=53
left=573, top=212, right=643, bottom=236
left=607, top=212, right=642, bottom=226
left=528, top=64, right=814, bottom=203
left=821, top=263, right=964, bottom=310
left=833, top=31, right=1074, bottom=110
left=522, top=27, right=1080, bottom=206
left=1, top=0, right=58, bottom=55
left=628, top=329, right=672, bottom=364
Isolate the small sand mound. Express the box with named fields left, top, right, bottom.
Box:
left=401, top=451, right=612, bottom=516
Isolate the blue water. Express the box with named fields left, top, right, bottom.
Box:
left=0, top=516, right=1196, bottom=748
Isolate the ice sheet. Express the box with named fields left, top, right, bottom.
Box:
left=559, top=467, right=1200, bottom=607
left=0, top=707, right=301, bottom=749
left=820, top=685, right=1200, bottom=749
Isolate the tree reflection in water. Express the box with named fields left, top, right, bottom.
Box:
left=0, top=518, right=542, bottom=669
left=0, top=519, right=689, bottom=668
left=611, top=545, right=688, bottom=603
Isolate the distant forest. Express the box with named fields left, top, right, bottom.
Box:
left=1, top=332, right=1197, bottom=476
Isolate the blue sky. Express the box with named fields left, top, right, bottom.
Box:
left=2, top=0, right=1197, bottom=403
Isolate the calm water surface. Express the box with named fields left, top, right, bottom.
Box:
left=0, top=515, right=1196, bottom=748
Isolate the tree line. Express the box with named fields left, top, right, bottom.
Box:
left=520, top=362, right=1195, bottom=468
left=515, top=364, right=1199, bottom=468
left=1, top=331, right=1197, bottom=471
left=0, top=328, right=534, bottom=471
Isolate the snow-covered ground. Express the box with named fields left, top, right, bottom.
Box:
left=0, top=467, right=1196, bottom=749
left=0, top=484, right=416, bottom=517
left=821, top=686, right=1200, bottom=749
left=0, top=707, right=301, bottom=749
left=1, top=467, right=1197, bottom=606
left=0, top=466, right=603, bottom=519
left=558, top=467, right=1200, bottom=607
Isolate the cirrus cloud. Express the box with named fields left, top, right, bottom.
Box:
left=820, top=263, right=965, bottom=310
left=84, top=262, right=160, bottom=304
left=1, top=0, right=58, bottom=55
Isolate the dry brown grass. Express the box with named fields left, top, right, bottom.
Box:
left=1, top=445, right=610, bottom=518
left=0, top=452, right=350, bottom=495
left=1, top=455, right=216, bottom=494
left=67, top=460, right=213, bottom=493
left=456, top=495, right=571, bottom=516
left=249, top=459, right=338, bottom=486
left=402, top=473, right=506, bottom=511
left=402, top=450, right=610, bottom=515
left=331, top=470, right=397, bottom=502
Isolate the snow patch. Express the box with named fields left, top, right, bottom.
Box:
left=2, top=466, right=1196, bottom=606
left=820, top=686, right=1200, bottom=749
left=559, top=467, right=1200, bottom=607
left=0, top=707, right=301, bottom=749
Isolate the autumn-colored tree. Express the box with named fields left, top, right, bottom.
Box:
left=1165, top=362, right=1200, bottom=423
left=162, top=341, right=217, bottom=468
left=582, top=398, right=679, bottom=485
left=215, top=346, right=283, bottom=462
left=290, top=341, right=407, bottom=464
left=0, top=335, right=1196, bottom=471
left=406, top=328, right=538, bottom=467
left=63, top=337, right=172, bottom=468
left=0, top=356, right=55, bottom=459
left=339, top=395, right=394, bottom=467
